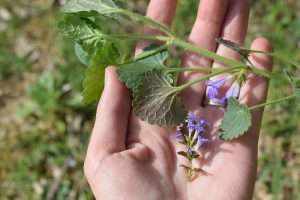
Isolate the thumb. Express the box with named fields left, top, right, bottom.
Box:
left=84, top=66, right=132, bottom=175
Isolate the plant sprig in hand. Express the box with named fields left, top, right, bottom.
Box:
left=59, top=0, right=300, bottom=180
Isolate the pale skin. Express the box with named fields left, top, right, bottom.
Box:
left=84, top=0, right=273, bottom=199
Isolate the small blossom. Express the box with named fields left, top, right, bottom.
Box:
left=67, top=158, right=77, bottom=168
left=197, top=117, right=211, bottom=129
left=195, top=135, right=209, bottom=151
left=187, top=112, right=197, bottom=128
left=194, top=123, right=205, bottom=135
left=176, top=113, right=210, bottom=180
left=176, top=130, right=183, bottom=140
left=221, top=81, right=241, bottom=104
left=205, top=76, right=231, bottom=100
left=187, top=112, right=198, bottom=121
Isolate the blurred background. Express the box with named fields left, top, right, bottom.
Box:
left=0, top=0, right=299, bottom=199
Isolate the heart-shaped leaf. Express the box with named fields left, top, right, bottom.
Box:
left=133, top=71, right=187, bottom=127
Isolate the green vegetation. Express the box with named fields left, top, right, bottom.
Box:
left=0, top=0, right=299, bottom=199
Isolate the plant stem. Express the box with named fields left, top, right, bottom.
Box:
left=107, top=34, right=170, bottom=42
left=111, top=33, right=300, bottom=85
left=249, top=50, right=300, bottom=67
left=248, top=67, right=287, bottom=82
left=102, top=8, right=174, bottom=37
left=165, top=67, right=227, bottom=73
left=248, top=95, right=297, bottom=110
left=177, top=65, right=246, bottom=91
left=134, top=44, right=169, bottom=60
left=109, top=34, right=244, bottom=67
left=172, top=38, right=242, bottom=66
left=248, top=67, right=300, bottom=84
left=187, top=159, right=193, bottom=182
left=97, top=7, right=300, bottom=84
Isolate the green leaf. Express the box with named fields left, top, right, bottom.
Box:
left=116, top=47, right=169, bottom=90
left=179, top=164, right=191, bottom=170
left=61, top=0, right=172, bottom=36
left=177, top=151, right=188, bottom=158
left=132, top=71, right=187, bottom=127
left=62, top=0, right=119, bottom=15
left=82, top=42, right=120, bottom=105
left=218, top=97, right=252, bottom=140
left=59, top=15, right=104, bottom=47
left=74, top=42, right=92, bottom=66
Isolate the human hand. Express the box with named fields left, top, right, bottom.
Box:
left=84, top=0, right=273, bottom=200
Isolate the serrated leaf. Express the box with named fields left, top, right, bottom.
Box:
left=116, top=47, right=169, bottom=90
left=82, top=42, right=120, bottom=105
left=61, top=0, right=172, bottom=35
left=62, top=0, right=119, bottom=16
left=132, top=71, right=187, bottom=127
left=59, top=15, right=104, bottom=47
left=218, top=97, right=252, bottom=140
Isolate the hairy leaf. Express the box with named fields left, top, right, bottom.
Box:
left=61, top=0, right=172, bottom=35
left=117, top=47, right=169, bottom=90
left=59, top=15, right=104, bottom=47
left=62, top=0, right=118, bottom=14
left=133, top=71, right=187, bottom=127
left=218, top=97, right=252, bottom=140
left=82, top=42, right=120, bottom=105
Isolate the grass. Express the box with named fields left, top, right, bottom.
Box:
left=0, top=0, right=299, bottom=199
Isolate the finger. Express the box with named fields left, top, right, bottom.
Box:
left=187, top=39, right=272, bottom=200
left=179, top=0, right=230, bottom=110
left=85, top=67, right=132, bottom=172
left=207, top=0, right=251, bottom=101
left=212, top=0, right=251, bottom=70
left=135, top=0, right=177, bottom=54
left=240, top=38, right=273, bottom=143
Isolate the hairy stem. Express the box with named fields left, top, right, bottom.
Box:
left=249, top=94, right=297, bottom=110
left=165, top=67, right=227, bottom=73
left=177, top=65, right=246, bottom=91
left=134, top=44, right=169, bottom=60
left=105, top=34, right=170, bottom=42
left=82, top=7, right=300, bottom=84
left=172, top=38, right=241, bottom=66
left=249, top=49, right=300, bottom=68
left=101, top=8, right=174, bottom=37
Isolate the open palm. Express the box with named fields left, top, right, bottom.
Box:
left=84, top=0, right=273, bottom=199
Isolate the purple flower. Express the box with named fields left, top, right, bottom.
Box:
left=221, top=81, right=241, bottom=104
left=205, top=77, right=231, bottom=100
left=176, top=130, right=183, bottom=140
left=194, top=123, right=205, bottom=135
left=195, top=135, right=209, bottom=151
left=187, top=112, right=198, bottom=121
left=198, top=117, right=211, bottom=128
left=186, top=112, right=210, bottom=135
left=67, top=158, right=77, bottom=168
left=187, top=112, right=197, bottom=133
